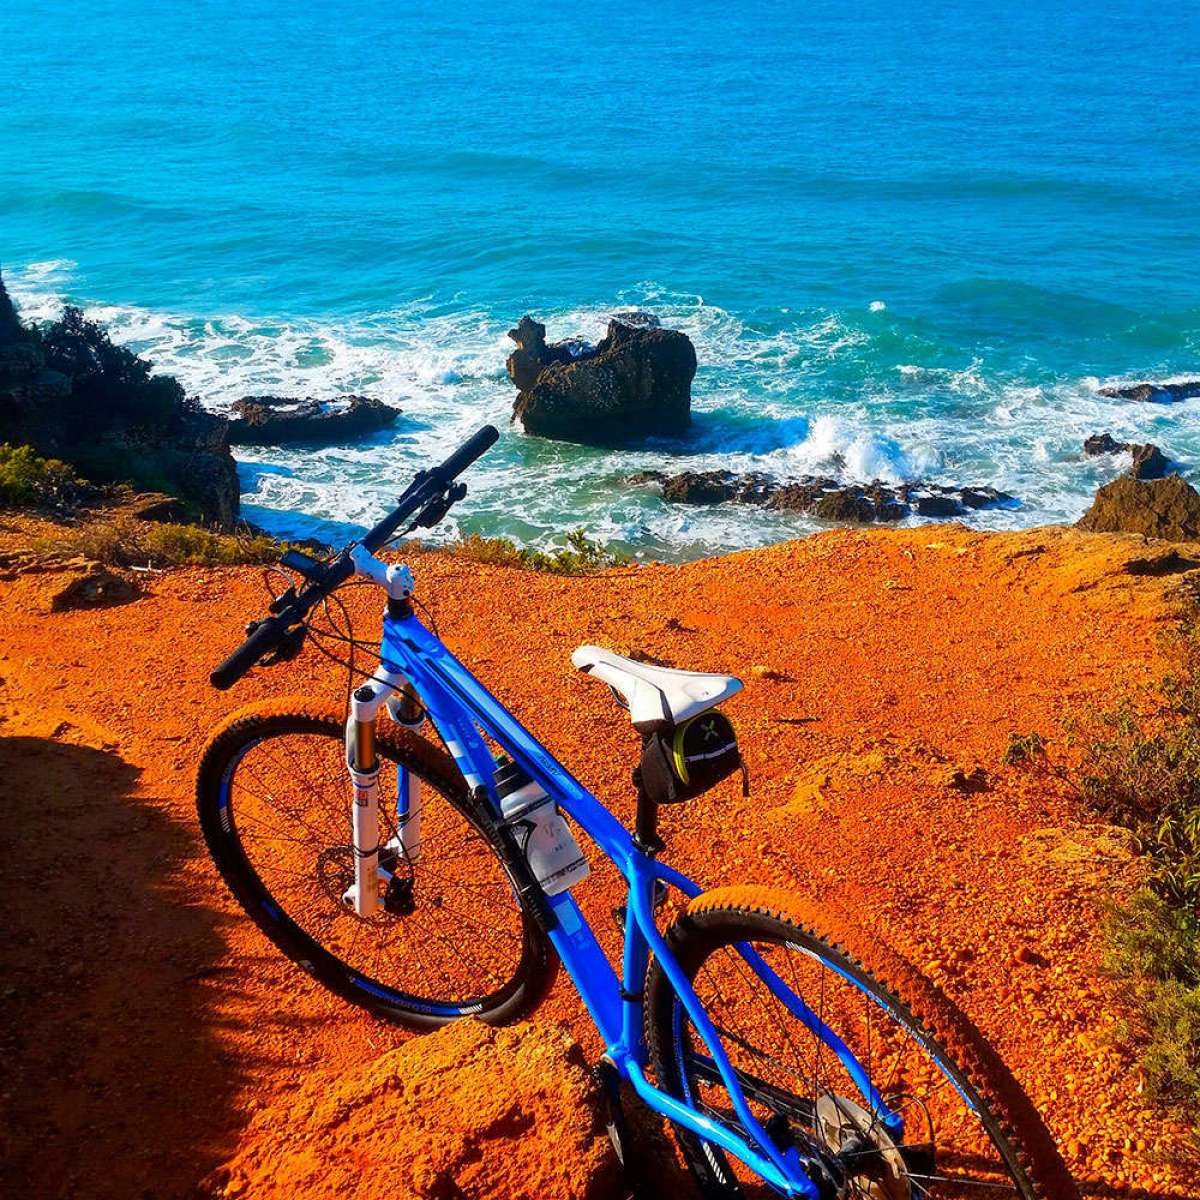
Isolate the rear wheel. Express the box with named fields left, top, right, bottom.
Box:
left=646, top=887, right=1078, bottom=1200
left=196, top=698, right=556, bottom=1027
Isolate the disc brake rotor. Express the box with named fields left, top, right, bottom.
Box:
left=315, top=846, right=356, bottom=906
left=815, top=1094, right=911, bottom=1200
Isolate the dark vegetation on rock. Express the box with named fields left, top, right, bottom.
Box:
left=1098, top=379, right=1200, bottom=404
left=630, top=469, right=1015, bottom=524
left=0, top=272, right=238, bottom=525
left=1077, top=475, right=1200, bottom=542
left=507, top=313, right=695, bottom=444
left=1083, top=434, right=1172, bottom=481
left=228, top=394, right=400, bottom=445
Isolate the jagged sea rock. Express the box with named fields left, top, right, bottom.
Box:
left=913, top=494, right=962, bottom=518
left=228, top=394, right=400, bottom=445
left=0, top=272, right=240, bottom=526
left=610, top=310, right=661, bottom=329
left=1077, top=474, right=1200, bottom=542
left=1129, top=443, right=1170, bottom=481
left=508, top=314, right=696, bottom=444
left=1081, top=434, right=1171, bottom=481
left=633, top=469, right=1014, bottom=525
left=1098, top=379, right=1200, bottom=404
left=505, top=315, right=580, bottom=391
left=629, top=469, right=774, bottom=505
left=958, top=486, right=1012, bottom=509
left=1083, top=433, right=1127, bottom=457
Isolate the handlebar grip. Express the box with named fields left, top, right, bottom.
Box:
left=434, top=424, right=499, bottom=483
left=210, top=618, right=285, bottom=690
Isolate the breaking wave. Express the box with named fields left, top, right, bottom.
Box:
left=8, top=260, right=1200, bottom=561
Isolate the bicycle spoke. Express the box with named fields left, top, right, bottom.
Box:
left=225, top=730, right=528, bottom=1008
left=672, top=932, right=1037, bottom=1199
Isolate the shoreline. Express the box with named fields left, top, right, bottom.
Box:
left=9, top=264, right=1200, bottom=562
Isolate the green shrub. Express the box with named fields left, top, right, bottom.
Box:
left=0, top=444, right=83, bottom=507
left=139, top=523, right=280, bottom=566
left=1106, top=889, right=1200, bottom=1120
left=1139, top=982, right=1200, bottom=1115
left=1074, top=700, right=1200, bottom=906
left=37, top=306, right=196, bottom=432
left=1002, top=730, right=1048, bottom=766
left=450, top=529, right=628, bottom=575
left=1079, top=612, right=1200, bottom=1124
left=34, top=514, right=280, bottom=568
left=450, top=533, right=528, bottom=569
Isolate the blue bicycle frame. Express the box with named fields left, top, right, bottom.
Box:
left=364, top=602, right=899, bottom=1198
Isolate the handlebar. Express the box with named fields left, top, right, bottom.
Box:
left=210, top=615, right=293, bottom=691
left=209, top=424, right=499, bottom=690
left=433, top=424, right=500, bottom=490
left=360, top=423, right=498, bottom=553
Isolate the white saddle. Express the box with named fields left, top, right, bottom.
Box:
left=571, top=644, right=742, bottom=728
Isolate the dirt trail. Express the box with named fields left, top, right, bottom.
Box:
left=1, top=522, right=1197, bottom=1198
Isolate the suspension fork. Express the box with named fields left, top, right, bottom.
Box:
left=389, top=683, right=425, bottom=862
left=344, top=684, right=383, bottom=917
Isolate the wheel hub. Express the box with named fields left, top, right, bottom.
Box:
left=815, top=1094, right=911, bottom=1200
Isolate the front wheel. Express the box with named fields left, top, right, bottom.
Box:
left=646, top=886, right=1078, bottom=1200
left=196, top=698, right=556, bottom=1028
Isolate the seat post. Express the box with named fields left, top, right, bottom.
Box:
left=632, top=763, right=664, bottom=856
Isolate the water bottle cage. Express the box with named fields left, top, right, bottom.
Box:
left=474, top=787, right=558, bottom=934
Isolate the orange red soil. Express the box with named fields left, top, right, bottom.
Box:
left=0, top=521, right=1196, bottom=1198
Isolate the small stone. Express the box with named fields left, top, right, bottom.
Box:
left=751, top=664, right=790, bottom=682
left=1013, top=944, right=1048, bottom=968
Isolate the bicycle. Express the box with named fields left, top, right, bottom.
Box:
left=197, top=425, right=1079, bottom=1200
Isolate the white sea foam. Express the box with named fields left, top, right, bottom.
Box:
left=8, top=261, right=1200, bottom=560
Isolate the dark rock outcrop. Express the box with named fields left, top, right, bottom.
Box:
left=228, top=394, right=400, bottom=446
left=122, top=492, right=189, bottom=523
left=1098, top=379, right=1200, bottom=404
left=1083, top=433, right=1127, bottom=457
left=508, top=314, right=696, bottom=444
left=0, top=274, right=240, bottom=526
left=629, top=469, right=774, bottom=505
left=1082, top=433, right=1171, bottom=480
left=630, top=469, right=1015, bottom=525
left=1077, top=475, right=1200, bottom=542
left=505, top=316, right=580, bottom=392
left=1129, top=444, right=1171, bottom=481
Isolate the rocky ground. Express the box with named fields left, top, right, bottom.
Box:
left=1, top=515, right=1199, bottom=1199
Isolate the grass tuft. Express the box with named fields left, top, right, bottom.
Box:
left=449, top=529, right=628, bottom=575
left=1075, top=609, right=1200, bottom=1125
left=33, top=513, right=281, bottom=568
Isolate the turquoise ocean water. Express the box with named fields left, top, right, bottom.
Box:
left=3, top=1, right=1199, bottom=557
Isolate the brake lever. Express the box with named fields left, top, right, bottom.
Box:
left=268, top=586, right=298, bottom=613
left=259, top=623, right=306, bottom=667
left=413, top=482, right=467, bottom=529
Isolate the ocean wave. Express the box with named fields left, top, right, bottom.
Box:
left=8, top=261, right=1200, bottom=561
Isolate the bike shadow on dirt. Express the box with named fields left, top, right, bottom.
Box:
left=0, top=734, right=244, bottom=1199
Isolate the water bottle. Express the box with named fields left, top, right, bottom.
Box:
left=494, top=757, right=589, bottom=895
